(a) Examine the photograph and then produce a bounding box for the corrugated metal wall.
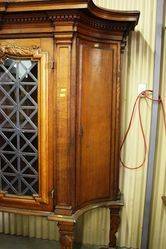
[0,213,59,240]
[0,1,165,248]
[149,13,166,249]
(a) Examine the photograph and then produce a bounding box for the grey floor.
[0,235,99,249]
[0,234,130,249]
[0,234,59,249]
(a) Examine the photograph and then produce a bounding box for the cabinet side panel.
[76,40,119,208]
[56,45,71,207]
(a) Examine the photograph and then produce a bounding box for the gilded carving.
[0,44,40,61]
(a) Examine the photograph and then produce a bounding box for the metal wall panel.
[149,17,166,249]
[1,1,165,248]
[0,213,59,241]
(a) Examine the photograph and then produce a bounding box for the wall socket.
[138,83,147,94]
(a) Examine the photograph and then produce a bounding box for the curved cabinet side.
[75,38,121,210]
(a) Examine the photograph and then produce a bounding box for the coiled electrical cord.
[120,90,166,170]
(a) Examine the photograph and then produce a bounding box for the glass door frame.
[0,43,54,211]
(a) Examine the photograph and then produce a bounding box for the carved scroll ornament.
[0,44,40,62]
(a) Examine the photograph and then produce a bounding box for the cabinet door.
[76,39,120,208]
[0,39,54,211]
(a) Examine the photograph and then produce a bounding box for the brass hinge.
[49,188,55,199]
[52,60,56,70]
[48,60,56,70]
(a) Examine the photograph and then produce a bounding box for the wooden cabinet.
[76,39,120,208]
[0,1,139,248]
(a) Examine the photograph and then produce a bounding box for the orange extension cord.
[120,90,166,170]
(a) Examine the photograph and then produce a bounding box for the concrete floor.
[0,234,130,249]
[0,234,99,249]
[0,234,59,249]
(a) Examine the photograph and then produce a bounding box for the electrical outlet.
[138,83,147,94]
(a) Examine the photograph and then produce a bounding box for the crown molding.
[0,0,140,24]
[0,0,140,52]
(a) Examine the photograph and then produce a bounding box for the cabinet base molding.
[0,197,123,249]
[0,206,51,217]
[49,197,124,249]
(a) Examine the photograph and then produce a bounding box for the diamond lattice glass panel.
[0,58,38,196]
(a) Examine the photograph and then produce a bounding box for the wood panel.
[76,39,120,208]
[55,43,72,211]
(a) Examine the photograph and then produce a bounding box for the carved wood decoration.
[0,1,140,248]
[109,206,121,247]
[58,221,75,249]
[0,44,40,61]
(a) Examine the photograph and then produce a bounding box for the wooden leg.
[109,206,121,248]
[58,221,75,249]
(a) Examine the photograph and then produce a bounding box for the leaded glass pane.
[0,58,38,196]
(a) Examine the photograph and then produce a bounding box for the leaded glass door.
[0,40,54,211]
